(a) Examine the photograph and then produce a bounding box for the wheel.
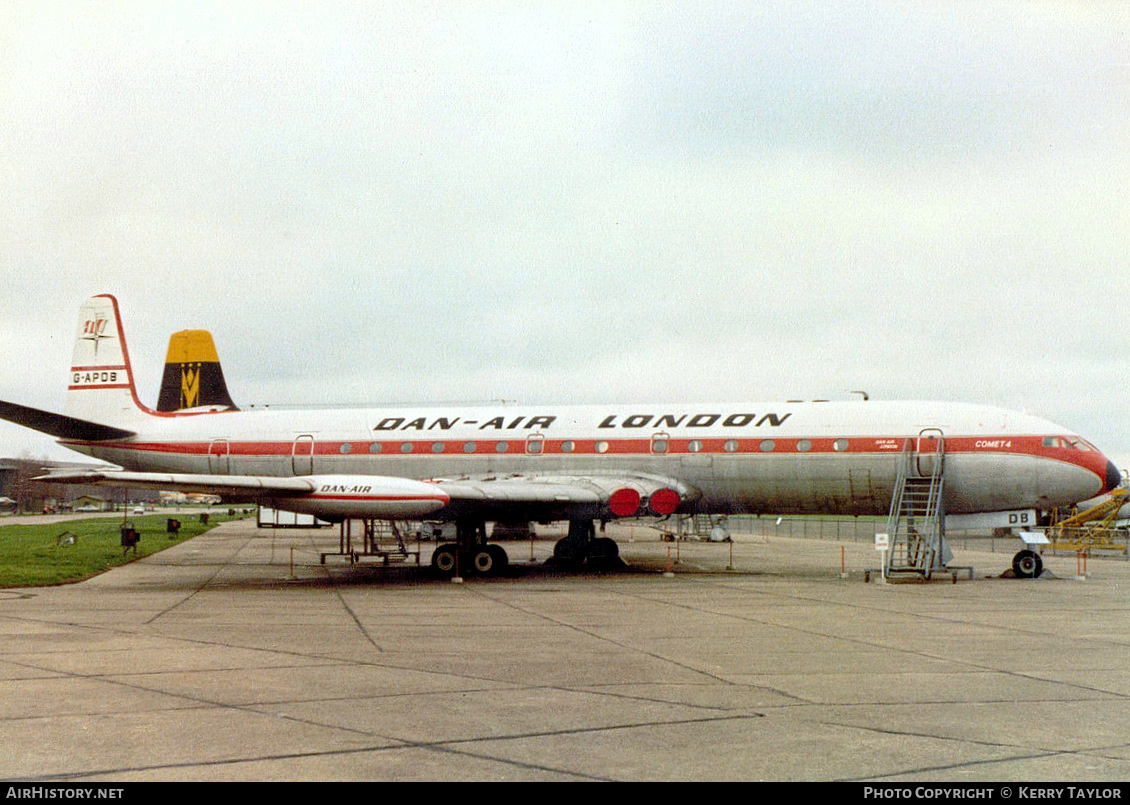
[472,548,497,575]
[431,544,459,575]
[487,544,509,572]
[552,538,585,569]
[1012,549,1043,579]
[586,537,620,569]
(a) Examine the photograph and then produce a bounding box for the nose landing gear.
[1011,549,1044,579]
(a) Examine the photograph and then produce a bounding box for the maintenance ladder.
[320,519,420,566]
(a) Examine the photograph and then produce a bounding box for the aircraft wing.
[34,470,317,497]
[34,469,697,522]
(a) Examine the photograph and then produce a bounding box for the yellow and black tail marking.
[156,330,239,412]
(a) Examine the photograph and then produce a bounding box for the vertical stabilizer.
[64,295,148,427]
[156,330,238,412]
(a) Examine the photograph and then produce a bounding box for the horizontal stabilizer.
[0,400,135,441]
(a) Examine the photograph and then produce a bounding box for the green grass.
[0,511,249,587]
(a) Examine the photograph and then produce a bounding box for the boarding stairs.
[883,435,952,580]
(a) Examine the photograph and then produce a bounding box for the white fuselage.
[59,399,1113,517]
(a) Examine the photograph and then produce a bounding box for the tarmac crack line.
[460,584,812,704]
[775,718,1130,781]
[141,530,264,625]
[0,615,643,722]
[622,574,1130,703]
[10,711,760,782]
[330,588,385,653]
[0,607,632,698]
[823,720,1061,780]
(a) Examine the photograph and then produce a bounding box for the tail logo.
[180,365,201,408]
[156,329,239,413]
[81,317,113,357]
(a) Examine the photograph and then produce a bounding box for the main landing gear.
[550,519,623,571]
[430,518,624,577]
[430,520,510,578]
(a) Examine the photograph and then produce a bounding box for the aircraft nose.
[1105,459,1123,494]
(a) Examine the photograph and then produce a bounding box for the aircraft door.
[680,438,714,486]
[915,428,945,477]
[525,432,545,455]
[208,439,230,474]
[292,435,315,476]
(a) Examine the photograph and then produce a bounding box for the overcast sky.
[2,1,1128,467]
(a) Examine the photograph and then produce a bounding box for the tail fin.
[64,294,150,426]
[156,330,238,412]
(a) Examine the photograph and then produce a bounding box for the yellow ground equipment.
[1048,488,1128,553]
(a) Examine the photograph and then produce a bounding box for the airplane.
[0,294,1120,579]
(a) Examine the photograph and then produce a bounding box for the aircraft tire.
[472,547,498,575]
[586,537,620,569]
[432,544,459,576]
[487,544,509,572]
[552,538,585,569]
[1012,549,1043,579]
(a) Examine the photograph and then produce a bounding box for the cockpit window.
[1044,436,1090,450]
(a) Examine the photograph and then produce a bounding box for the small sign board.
[875,532,890,551]
[1018,531,1050,546]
